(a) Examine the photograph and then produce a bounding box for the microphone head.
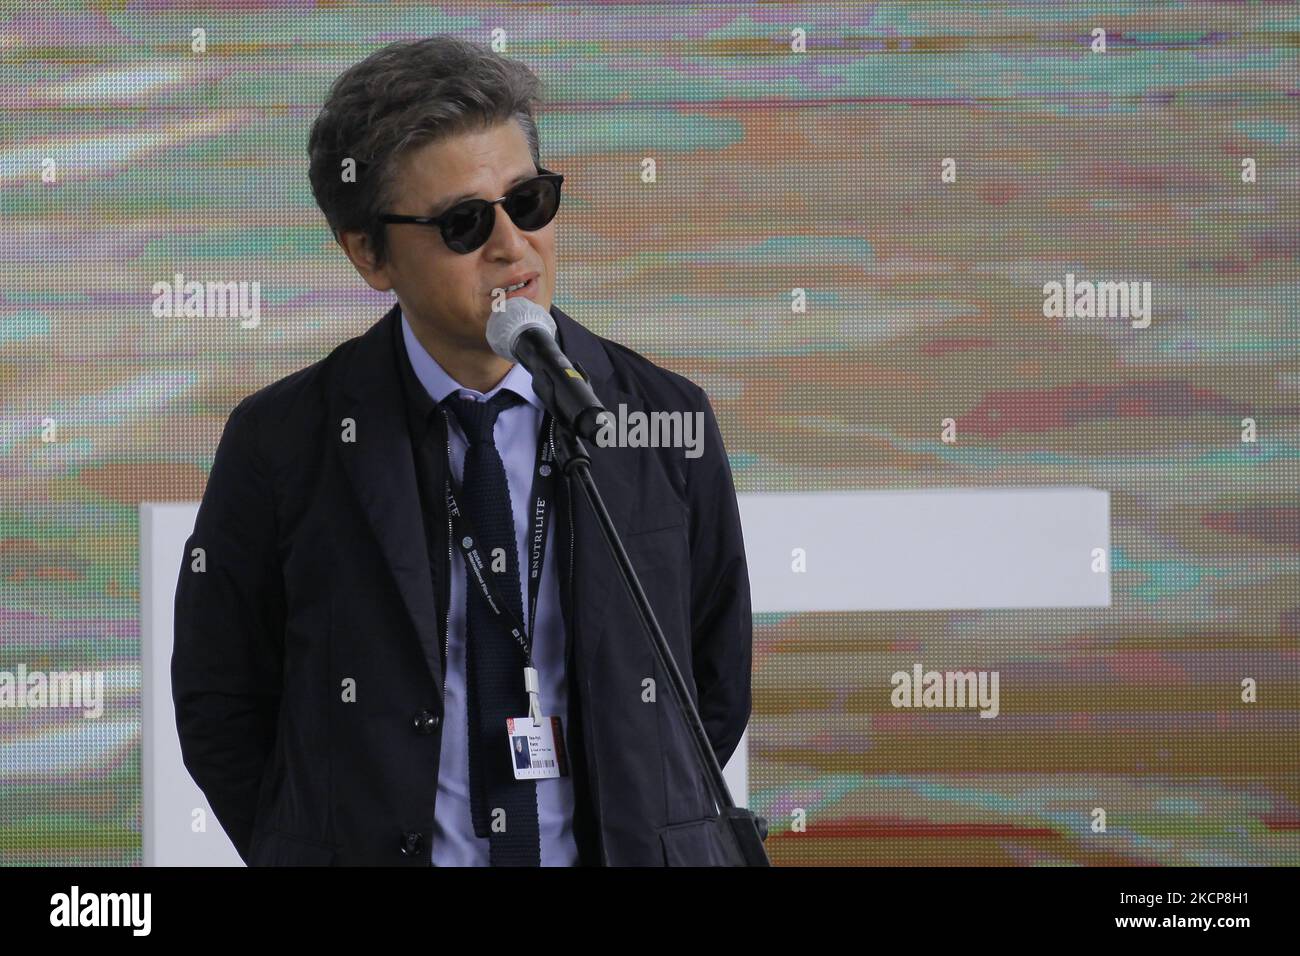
[486,298,557,361]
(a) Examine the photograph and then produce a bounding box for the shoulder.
[240,337,354,415]
[223,329,362,459]
[582,327,709,414]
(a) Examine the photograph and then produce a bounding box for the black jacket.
[171,302,753,865]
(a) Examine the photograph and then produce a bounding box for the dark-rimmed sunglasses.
[378,168,564,254]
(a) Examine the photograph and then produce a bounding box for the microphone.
[486,299,608,442]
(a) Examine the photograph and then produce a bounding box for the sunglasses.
[378,168,564,254]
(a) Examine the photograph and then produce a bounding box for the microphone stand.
[550,420,771,867]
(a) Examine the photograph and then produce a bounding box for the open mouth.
[496,276,537,299]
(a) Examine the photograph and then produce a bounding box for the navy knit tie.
[444,389,540,866]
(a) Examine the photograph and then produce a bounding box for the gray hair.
[307,36,543,267]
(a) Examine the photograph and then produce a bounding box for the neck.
[411,326,513,394]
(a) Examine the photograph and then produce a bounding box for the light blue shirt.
[400,309,579,866]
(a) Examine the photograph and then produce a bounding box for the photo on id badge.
[505,716,570,780]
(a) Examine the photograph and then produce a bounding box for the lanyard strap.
[441,408,557,668]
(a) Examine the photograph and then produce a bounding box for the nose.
[484,202,530,255]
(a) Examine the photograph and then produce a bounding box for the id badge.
[505,715,569,780]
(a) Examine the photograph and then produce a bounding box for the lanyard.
[440,406,556,714]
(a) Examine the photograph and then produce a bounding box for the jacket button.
[412,710,440,734]
[400,831,424,856]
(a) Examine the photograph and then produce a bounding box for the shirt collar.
[399,306,542,410]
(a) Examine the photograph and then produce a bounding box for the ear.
[338,228,393,292]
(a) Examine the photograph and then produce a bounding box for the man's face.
[341,119,556,354]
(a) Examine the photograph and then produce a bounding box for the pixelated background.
[1,1,1297,866]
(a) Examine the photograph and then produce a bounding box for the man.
[512,736,531,772]
[171,36,753,866]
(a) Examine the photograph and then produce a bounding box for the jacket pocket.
[656,817,735,867]
[248,827,337,866]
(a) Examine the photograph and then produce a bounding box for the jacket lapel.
[552,304,638,532]
[551,306,643,668]
[333,304,446,698]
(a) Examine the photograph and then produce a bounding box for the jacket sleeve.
[685,388,753,770]
[171,395,285,863]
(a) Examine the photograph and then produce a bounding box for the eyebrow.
[428,169,537,215]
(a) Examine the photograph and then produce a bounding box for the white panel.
[738,488,1111,612]
[140,502,241,866]
[722,727,748,808]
